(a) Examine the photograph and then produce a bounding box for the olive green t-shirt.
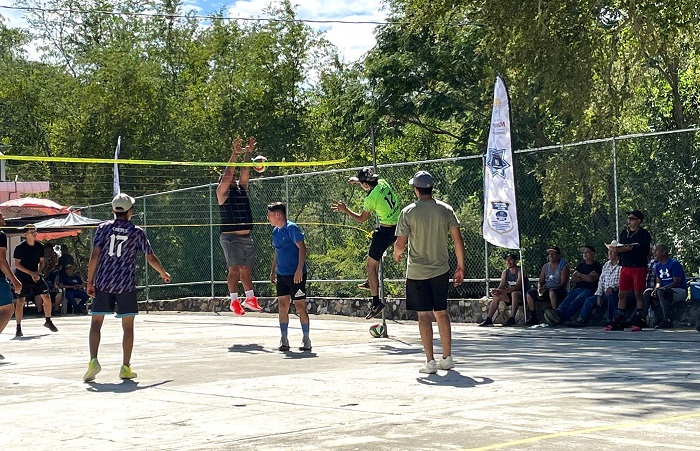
[395,198,460,280]
[363,179,400,225]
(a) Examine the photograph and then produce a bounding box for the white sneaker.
[419,360,437,374]
[438,356,455,370]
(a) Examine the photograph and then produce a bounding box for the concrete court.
[2,311,700,451]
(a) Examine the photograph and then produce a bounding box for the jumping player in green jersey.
[331,167,400,319]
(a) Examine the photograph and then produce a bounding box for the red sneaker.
[242,296,263,311]
[230,299,245,316]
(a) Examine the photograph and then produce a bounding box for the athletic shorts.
[0,278,13,306]
[18,277,49,299]
[619,266,647,292]
[276,274,307,301]
[526,287,568,304]
[368,225,397,261]
[219,233,254,267]
[406,272,450,312]
[91,290,138,317]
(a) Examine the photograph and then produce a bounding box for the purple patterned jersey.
[93,219,153,293]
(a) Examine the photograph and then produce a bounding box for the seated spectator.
[525,246,570,326]
[479,253,528,327]
[643,243,687,329]
[58,264,89,315]
[43,243,63,313]
[57,244,75,272]
[566,242,633,327]
[544,245,602,326]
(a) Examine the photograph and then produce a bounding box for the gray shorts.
[219,233,255,267]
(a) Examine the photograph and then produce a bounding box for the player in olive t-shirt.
[331,167,400,319]
[394,170,465,374]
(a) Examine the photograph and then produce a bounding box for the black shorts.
[368,225,397,261]
[91,290,138,317]
[18,277,49,299]
[276,274,307,301]
[406,272,450,312]
[527,287,568,304]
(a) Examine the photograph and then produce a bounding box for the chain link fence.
[82,128,700,301]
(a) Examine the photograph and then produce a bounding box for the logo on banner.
[487,201,514,232]
[486,148,510,178]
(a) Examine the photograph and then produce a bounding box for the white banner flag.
[113,136,121,196]
[483,75,520,249]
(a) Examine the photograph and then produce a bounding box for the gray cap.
[409,170,434,188]
[112,193,135,212]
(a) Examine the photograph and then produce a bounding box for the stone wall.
[139,296,700,326]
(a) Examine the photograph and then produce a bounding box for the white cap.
[112,193,135,212]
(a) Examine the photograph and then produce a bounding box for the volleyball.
[252,155,268,173]
[369,323,385,338]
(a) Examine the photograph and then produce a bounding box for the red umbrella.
[0,197,71,219]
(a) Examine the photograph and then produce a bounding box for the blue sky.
[0,0,387,63]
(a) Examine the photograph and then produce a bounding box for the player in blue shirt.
[267,202,311,352]
[83,193,171,382]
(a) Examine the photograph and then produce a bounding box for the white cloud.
[226,0,387,62]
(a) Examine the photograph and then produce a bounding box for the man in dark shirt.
[13,224,57,336]
[217,137,262,316]
[544,245,602,326]
[606,209,652,331]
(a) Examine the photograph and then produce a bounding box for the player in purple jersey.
[83,193,170,382]
[0,212,22,360]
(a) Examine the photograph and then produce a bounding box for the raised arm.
[238,137,255,189]
[216,138,243,204]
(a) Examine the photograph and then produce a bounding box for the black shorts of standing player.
[368,225,397,262]
[406,272,450,312]
[18,277,49,299]
[91,290,138,317]
[276,274,307,301]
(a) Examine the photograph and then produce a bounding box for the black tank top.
[219,184,253,233]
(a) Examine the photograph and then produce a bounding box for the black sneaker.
[357,280,371,291]
[365,302,385,320]
[655,319,673,329]
[502,317,517,327]
[543,309,560,326]
[524,316,539,326]
[44,319,58,333]
[566,318,587,328]
[15,324,23,338]
[478,317,494,327]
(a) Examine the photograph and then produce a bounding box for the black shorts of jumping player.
[18,277,49,300]
[276,274,307,301]
[406,272,450,312]
[368,225,397,262]
[91,290,138,317]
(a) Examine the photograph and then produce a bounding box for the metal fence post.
[209,183,215,298]
[143,196,149,312]
[612,137,619,235]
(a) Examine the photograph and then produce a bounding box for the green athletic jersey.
[363,179,400,225]
[395,198,461,280]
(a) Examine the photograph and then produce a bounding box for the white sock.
[230,293,238,302]
[245,290,255,299]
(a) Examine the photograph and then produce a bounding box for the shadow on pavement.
[85,379,172,393]
[227,343,272,353]
[283,351,317,359]
[416,373,494,388]
[12,334,50,341]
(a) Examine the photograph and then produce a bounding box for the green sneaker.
[83,358,101,382]
[119,365,138,380]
